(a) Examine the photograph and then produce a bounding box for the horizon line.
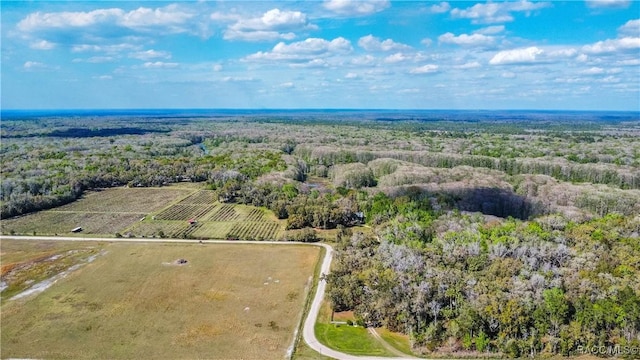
[2,108,639,113]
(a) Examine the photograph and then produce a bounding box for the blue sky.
[1,0,639,110]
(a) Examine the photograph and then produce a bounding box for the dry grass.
[56,188,194,213]
[1,212,144,236]
[1,242,320,359]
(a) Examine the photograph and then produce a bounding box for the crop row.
[125,221,201,238]
[245,209,265,222]
[2,211,143,236]
[177,190,217,205]
[173,223,203,238]
[56,188,192,213]
[155,204,217,221]
[226,222,281,240]
[207,205,241,222]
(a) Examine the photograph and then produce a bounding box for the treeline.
[327,213,640,357]
[295,146,640,189]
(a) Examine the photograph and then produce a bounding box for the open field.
[313,301,394,357]
[1,188,286,240]
[1,211,144,236]
[0,240,106,300]
[56,187,193,213]
[1,240,321,359]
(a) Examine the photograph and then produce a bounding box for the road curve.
[0,236,421,360]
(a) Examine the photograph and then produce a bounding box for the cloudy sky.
[1,0,639,110]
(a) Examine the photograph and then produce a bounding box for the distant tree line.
[295,146,640,189]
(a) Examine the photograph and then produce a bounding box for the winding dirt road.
[0,235,421,360]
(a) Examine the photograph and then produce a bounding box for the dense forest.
[1,110,639,357]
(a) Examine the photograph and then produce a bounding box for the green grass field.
[1,240,320,359]
[376,327,414,356]
[1,187,285,240]
[313,301,394,357]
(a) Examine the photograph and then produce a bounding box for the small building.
[71,227,83,233]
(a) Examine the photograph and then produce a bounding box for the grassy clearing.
[1,242,320,359]
[376,327,414,356]
[313,301,394,357]
[293,341,333,360]
[56,188,193,213]
[1,212,144,236]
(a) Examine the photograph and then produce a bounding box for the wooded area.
[1,111,638,357]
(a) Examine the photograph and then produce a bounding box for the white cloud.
[501,71,517,78]
[429,2,451,14]
[410,64,439,74]
[274,37,351,54]
[143,61,179,69]
[489,46,543,65]
[244,37,352,62]
[224,30,296,42]
[351,55,376,66]
[455,61,481,69]
[23,61,45,69]
[18,8,122,31]
[581,66,623,75]
[581,67,605,75]
[279,82,295,88]
[582,37,640,54]
[345,72,358,79]
[93,75,113,80]
[438,32,495,47]
[221,76,256,82]
[71,43,140,54]
[212,64,223,72]
[474,25,505,35]
[118,5,194,29]
[547,48,577,58]
[223,8,316,42]
[451,1,550,24]
[384,53,410,63]
[616,58,640,66]
[421,38,433,47]
[23,61,57,71]
[576,54,589,62]
[30,40,55,50]
[17,4,199,40]
[289,59,330,68]
[599,75,620,83]
[618,19,640,36]
[586,0,630,9]
[86,56,116,63]
[129,49,171,60]
[398,88,421,94]
[19,5,193,31]
[358,35,411,52]
[323,0,390,16]
[210,12,241,22]
[239,9,310,31]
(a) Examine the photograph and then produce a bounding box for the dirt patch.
[162,258,189,266]
[9,250,107,301]
[2,248,102,300]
